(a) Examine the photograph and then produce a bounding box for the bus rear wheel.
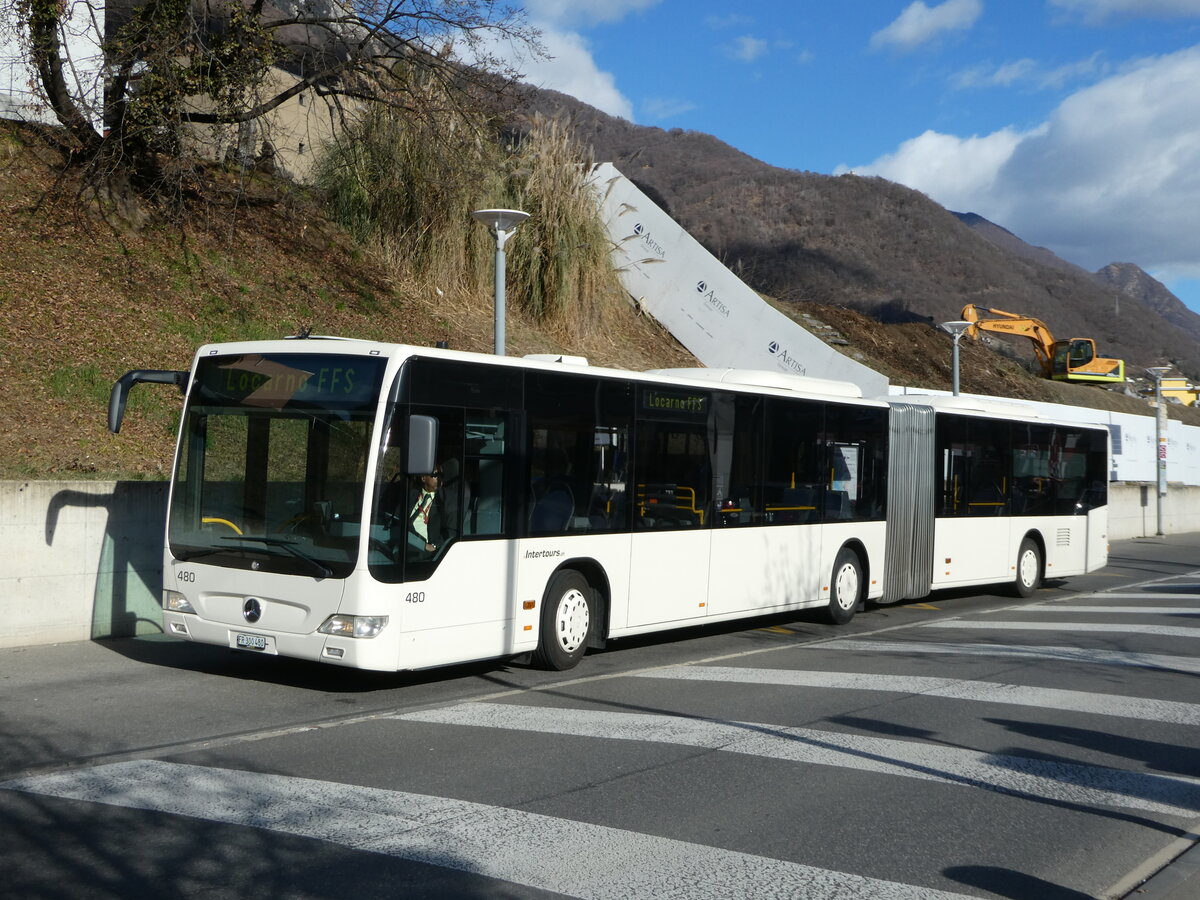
[1012,537,1042,598]
[824,548,862,625]
[532,569,593,671]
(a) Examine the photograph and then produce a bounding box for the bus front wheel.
[532,569,593,671]
[824,548,862,625]
[1013,538,1042,598]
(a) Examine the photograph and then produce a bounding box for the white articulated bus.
[109,339,1110,672]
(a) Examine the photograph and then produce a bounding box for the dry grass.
[498,116,628,343]
[314,100,635,346]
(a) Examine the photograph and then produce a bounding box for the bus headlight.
[318,615,389,639]
[163,590,196,614]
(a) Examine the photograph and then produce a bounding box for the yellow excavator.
[960,304,1125,384]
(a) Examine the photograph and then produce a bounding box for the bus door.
[369,359,524,649]
[707,393,824,616]
[626,387,712,627]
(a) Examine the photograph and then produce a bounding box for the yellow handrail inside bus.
[202,516,243,535]
[636,484,705,525]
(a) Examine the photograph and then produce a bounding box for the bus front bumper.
[162,611,399,671]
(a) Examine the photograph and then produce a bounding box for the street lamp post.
[1146,366,1171,536]
[939,320,972,396]
[471,208,530,356]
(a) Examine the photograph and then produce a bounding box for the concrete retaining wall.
[1109,482,1200,540]
[2,479,1198,651]
[1,481,167,649]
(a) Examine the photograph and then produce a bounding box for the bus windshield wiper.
[176,547,230,562]
[219,535,334,578]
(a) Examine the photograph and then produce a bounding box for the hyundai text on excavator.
[960,304,1125,384]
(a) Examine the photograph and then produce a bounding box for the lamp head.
[472,208,530,232]
[939,320,972,338]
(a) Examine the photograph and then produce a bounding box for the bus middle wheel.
[824,548,863,625]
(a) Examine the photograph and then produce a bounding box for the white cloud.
[839,127,1029,209]
[953,58,1038,88]
[705,14,755,29]
[642,97,698,121]
[1049,0,1200,23]
[847,46,1200,281]
[870,0,984,52]
[727,36,769,62]
[952,52,1105,90]
[516,27,635,119]
[524,0,662,27]
[474,4,660,121]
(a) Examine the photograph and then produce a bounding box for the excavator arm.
[960,305,1055,377]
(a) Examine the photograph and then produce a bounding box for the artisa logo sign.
[695,281,731,318]
[767,340,806,375]
[632,223,666,259]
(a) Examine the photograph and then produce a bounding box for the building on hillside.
[0,0,343,181]
[0,4,104,127]
[1160,374,1198,407]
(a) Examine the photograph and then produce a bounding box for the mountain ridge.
[518,85,1200,380]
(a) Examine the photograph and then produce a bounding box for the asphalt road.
[2,534,1199,899]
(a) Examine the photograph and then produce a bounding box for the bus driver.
[407,467,444,556]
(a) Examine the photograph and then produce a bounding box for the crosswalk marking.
[632,666,1200,725]
[925,621,1200,638]
[2,760,973,900]
[394,703,1200,817]
[817,639,1200,674]
[1022,606,1200,616]
[1070,592,1200,600]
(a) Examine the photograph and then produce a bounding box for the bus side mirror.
[407,415,439,475]
[108,370,188,433]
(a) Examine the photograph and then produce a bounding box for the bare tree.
[7,0,539,196]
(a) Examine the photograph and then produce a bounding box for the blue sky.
[500,0,1200,314]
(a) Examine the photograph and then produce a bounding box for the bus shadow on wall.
[45,482,168,641]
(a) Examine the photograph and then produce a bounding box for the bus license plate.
[235,633,268,651]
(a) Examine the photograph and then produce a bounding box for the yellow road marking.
[909,603,939,609]
[761,626,796,634]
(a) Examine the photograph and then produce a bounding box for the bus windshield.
[168,352,386,578]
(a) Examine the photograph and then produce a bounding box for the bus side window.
[715,393,762,527]
[467,414,507,536]
[762,397,822,525]
[633,425,709,529]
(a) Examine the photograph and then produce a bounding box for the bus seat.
[531,483,574,533]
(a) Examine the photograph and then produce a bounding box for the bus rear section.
[880,398,1109,605]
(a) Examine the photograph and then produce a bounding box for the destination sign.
[194,353,385,410]
[640,387,708,419]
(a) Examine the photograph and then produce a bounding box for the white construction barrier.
[590,163,888,396]
[890,386,1200,486]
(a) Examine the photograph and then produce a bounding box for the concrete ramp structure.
[589,162,889,396]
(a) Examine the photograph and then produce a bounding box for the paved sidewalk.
[1124,838,1200,899]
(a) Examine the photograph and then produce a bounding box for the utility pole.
[940,320,972,396]
[1146,367,1171,536]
